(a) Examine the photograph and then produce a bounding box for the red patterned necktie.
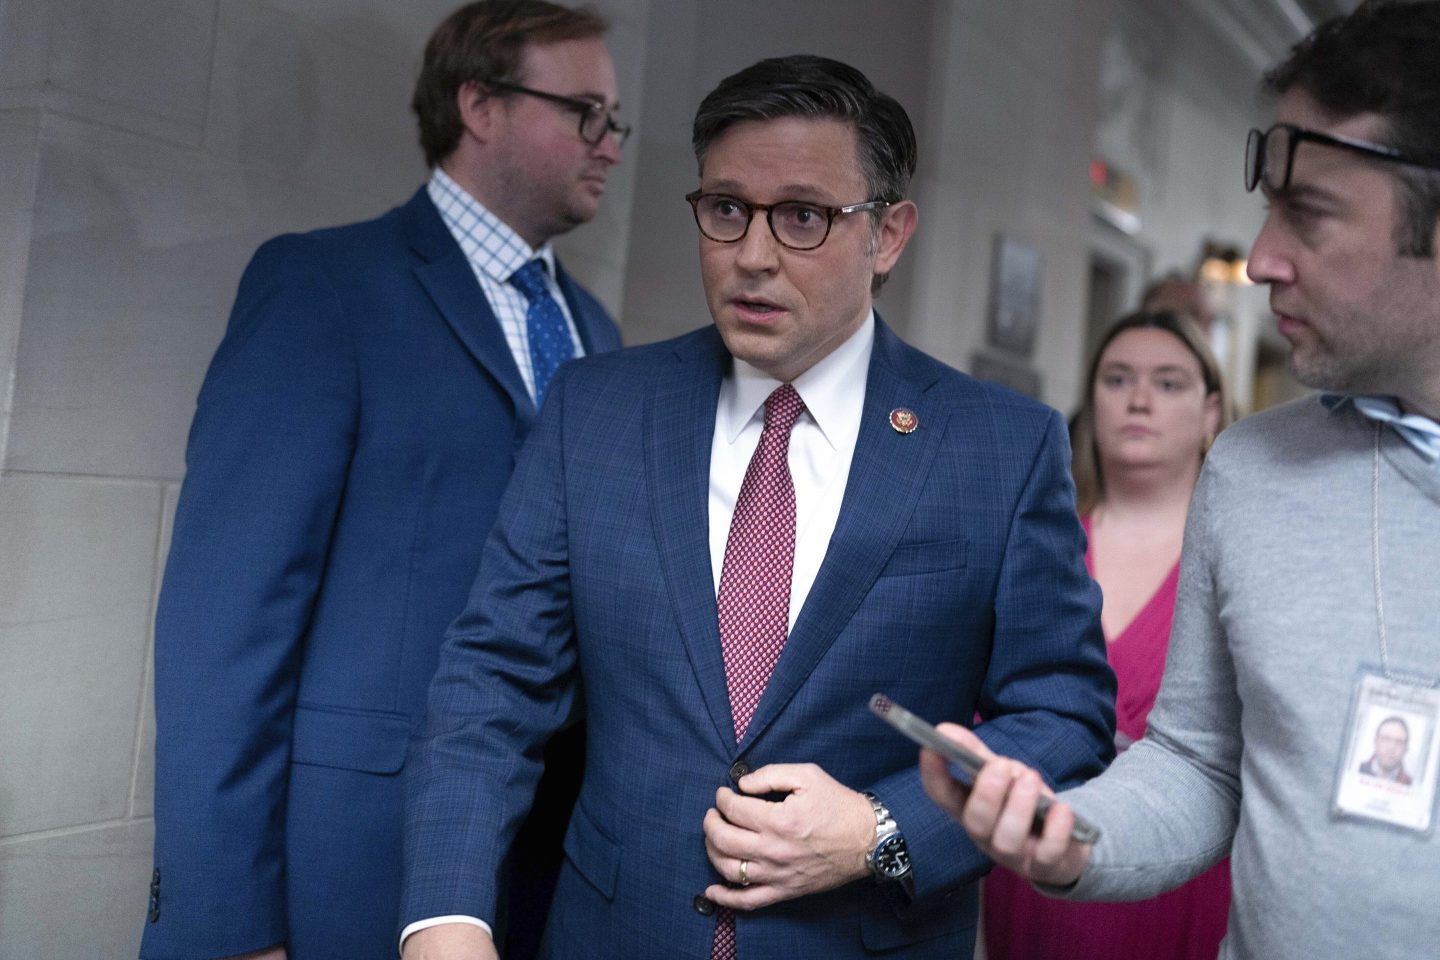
[711,383,805,960]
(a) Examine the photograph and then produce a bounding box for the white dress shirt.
[709,314,874,622]
[400,314,876,953]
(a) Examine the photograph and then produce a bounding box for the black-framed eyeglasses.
[684,191,891,251]
[1245,122,1440,193]
[481,78,630,146]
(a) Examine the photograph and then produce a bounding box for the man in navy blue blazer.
[141,4,626,959]
[401,56,1115,960]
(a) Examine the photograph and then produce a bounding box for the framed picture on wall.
[986,233,1043,357]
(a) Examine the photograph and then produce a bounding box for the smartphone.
[869,692,1101,845]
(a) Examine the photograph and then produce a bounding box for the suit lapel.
[556,266,621,355]
[402,189,535,424]
[740,320,950,749]
[646,329,736,748]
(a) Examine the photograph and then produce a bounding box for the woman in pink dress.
[983,311,1233,960]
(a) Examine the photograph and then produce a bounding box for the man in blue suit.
[401,55,1114,960]
[142,4,625,959]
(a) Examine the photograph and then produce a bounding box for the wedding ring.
[739,859,750,887]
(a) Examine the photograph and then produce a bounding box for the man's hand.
[701,762,876,910]
[918,722,1091,887]
[401,922,499,960]
[224,948,286,960]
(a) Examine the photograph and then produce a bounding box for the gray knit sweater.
[1060,395,1440,959]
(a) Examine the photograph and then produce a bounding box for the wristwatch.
[861,791,913,893]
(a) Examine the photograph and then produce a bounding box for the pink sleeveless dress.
[981,517,1231,960]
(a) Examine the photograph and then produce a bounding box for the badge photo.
[1332,672,1440,835]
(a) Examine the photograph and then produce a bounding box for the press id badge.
[1332,670,1440,835]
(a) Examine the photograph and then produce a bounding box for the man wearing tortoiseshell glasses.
[926,3,1440,959]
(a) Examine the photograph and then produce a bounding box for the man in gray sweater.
[922,4,1440,958]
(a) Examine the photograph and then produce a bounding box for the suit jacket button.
[693,894,715,916]
[728,760,750,787]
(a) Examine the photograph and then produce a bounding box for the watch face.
[873,833,910,879]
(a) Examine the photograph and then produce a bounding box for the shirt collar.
[1325,393,1440,463]
[718,311,876,447]
[427,167,558,284]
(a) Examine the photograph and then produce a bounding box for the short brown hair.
[412,1,607,167]
[1070,311,1232,515]
[1263,1,1440,257]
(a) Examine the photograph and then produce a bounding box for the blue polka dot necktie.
[508,258,575,406]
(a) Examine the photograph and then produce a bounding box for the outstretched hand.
[918,722,1092,888]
